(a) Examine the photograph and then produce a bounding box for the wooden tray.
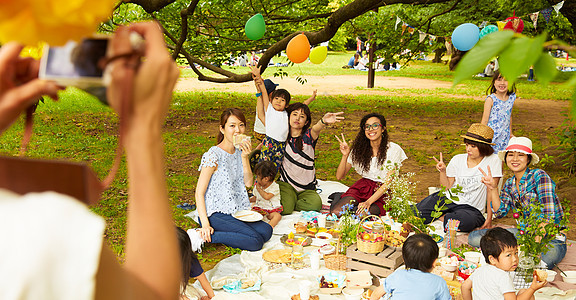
[262,249,292,263]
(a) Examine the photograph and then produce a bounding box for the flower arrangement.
[336,202,359,252]
[0,0,116,45]
[512,198,569,265]
[384,172,429,234]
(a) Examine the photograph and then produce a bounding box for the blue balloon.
[479,25,498,39]
[451,23,480,51]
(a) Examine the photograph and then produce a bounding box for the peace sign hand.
[322,112,344,125]
[335,133,350,156]
[433,152,446,173]
[479,166,498,190]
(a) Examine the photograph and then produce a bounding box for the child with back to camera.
[481,70,517,152]
[176,227,214,300]
[370,234,451,300]
[250,160,282,227]
[461,227,546,300]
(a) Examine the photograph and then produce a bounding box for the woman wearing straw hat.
[416,123,503,232]
[468,136,566,269]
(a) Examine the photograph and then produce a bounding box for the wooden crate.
[346,244,404,278]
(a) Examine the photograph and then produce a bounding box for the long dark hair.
[216,108,246,144]
[486,70,516,95]
[351,113,389,172]
[286,102,311,151]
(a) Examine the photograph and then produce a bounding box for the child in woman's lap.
[250,161,282,227]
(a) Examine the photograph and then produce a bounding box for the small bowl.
[546,270,557,282]
[463,251,482,264]
[561,271,576,284]
[441,262,457,272]
[342,287,364,300]
[315,232,333,240]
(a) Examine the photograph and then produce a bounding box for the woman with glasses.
[331,113,407,216]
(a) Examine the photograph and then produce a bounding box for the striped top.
[279,128,317,192]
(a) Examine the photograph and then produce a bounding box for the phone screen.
[43,38,108,79]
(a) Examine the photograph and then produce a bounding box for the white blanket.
[193,212,352,299]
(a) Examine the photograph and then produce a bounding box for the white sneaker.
[187,229,204,253]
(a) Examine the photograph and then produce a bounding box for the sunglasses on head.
[364,123,382,131]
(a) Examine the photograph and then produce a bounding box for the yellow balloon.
[497,21,506,31]
[309,46,327,64]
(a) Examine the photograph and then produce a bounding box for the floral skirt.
[341,178,390,216]
[259,135,286,170]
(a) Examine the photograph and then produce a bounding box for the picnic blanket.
[185,180,576,299]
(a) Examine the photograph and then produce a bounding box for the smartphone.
[39,38,109,89]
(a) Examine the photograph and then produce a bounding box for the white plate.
[233,210,263,222]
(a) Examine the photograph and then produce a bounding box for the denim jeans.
[200,212,273,251]
[468,228,567,269]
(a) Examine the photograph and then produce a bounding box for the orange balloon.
[286,34,310,64]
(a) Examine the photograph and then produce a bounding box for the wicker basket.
[323,238,347,271]
[356,215,386,254]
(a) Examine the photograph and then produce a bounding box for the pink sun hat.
[497,137,540,165]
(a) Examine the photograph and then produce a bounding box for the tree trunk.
[449,49,464,71]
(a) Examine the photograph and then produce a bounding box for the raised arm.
[433,153,454,189]
[239,139,253,187]
[250,66,269,116]
[335,133,352,180]
[303,89,317,106]
[479,166,502,212]
[97,23,181,300]
[310,112,344,140]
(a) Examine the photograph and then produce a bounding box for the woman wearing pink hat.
[468,136,566,269]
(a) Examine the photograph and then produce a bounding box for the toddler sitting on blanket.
[177,227,215,300]
[250,161,282,227]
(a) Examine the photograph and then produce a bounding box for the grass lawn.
[1,56,574,265]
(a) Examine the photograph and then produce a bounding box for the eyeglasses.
[364,123,382,131]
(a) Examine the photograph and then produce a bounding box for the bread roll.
[534,269,548,282]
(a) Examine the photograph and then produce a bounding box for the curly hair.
[350,113,389,173]
[286,102,311,151]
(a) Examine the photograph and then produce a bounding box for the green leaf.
[533,52,557,86]
[453,31,514,86]
[499,33,547,86]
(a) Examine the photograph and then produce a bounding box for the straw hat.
[460,123,495,145]
[497,137,540,165]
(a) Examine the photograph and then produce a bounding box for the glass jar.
[291,244,305,268]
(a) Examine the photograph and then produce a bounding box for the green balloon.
[245,13,266,41]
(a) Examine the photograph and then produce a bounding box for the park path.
[176,75,452,96]
[176,75,570,124]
